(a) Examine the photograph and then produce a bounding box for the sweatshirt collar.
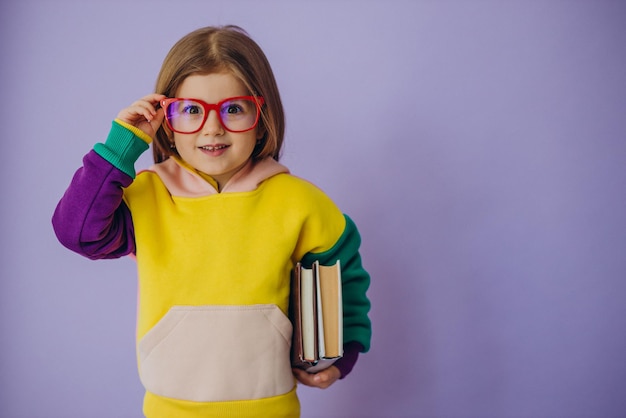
[150,156,289,197]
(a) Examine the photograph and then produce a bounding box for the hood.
[149,156,290,197]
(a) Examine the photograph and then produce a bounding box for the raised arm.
[52,94,165,259]
[52,149,138,259]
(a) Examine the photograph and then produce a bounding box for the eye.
[226,103,244,114]
[221,99,254,119]
[182,104,202,115]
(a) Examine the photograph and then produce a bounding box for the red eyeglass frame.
[160,96,265,134]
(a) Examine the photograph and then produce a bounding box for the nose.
[201,109,225,136]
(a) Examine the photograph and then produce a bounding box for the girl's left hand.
[292,366,341,389]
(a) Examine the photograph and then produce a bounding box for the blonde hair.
[153,25,285,163]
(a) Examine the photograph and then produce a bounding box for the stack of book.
[290,260,343,373]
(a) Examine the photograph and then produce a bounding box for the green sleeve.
[301,215,372,352]
[93,120,150,178]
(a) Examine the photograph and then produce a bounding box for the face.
[170,72,263,188]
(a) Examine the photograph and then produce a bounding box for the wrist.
[93,120,150,178]
[333,341,364,379]
[114,118,153,144]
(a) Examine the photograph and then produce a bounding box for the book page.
[300,266,317,361]
[318,260,342,358]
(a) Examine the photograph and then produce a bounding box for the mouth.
[199,144,229,152]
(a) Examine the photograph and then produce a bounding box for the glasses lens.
[219,98,259,132]
[165,99,205,133]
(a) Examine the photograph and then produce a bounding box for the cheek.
[243,133,260,152]
[173,132,192,143]
[172,134,196,154]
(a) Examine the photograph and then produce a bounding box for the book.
[290,260,343,373]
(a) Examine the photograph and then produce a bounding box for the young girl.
[52,25,371,418]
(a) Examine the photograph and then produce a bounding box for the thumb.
[149,108,165,133]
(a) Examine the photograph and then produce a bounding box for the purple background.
[1,1,625,417]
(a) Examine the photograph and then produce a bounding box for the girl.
[52,25,371,418]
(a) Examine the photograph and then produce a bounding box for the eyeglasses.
[160,96,265,134]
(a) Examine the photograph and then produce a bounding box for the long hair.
[153,25,285,163]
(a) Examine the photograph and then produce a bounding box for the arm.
[296,215,372,385]
[302,215,372,355]
[52,148,138,259]
[52,94,165,259]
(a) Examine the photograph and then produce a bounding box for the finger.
[142,94,167,115]
[292,368,338,389]
[292,368,315,386]
[130,101,158,119]
[119,102,157,124]
[136,93,167,107]
[312,369,337,389]
[117,109,147,125]
[149,108,165,131]
[127,94,167,118]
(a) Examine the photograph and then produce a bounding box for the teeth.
[201,145,228,151]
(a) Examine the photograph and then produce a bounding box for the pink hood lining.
[147,157,290,198]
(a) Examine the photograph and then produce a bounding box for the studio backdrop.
[1,1,625,417]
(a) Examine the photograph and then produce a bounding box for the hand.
[292,366,341,389]
[117,93,166,139]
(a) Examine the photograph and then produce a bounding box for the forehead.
[176,72,249,101]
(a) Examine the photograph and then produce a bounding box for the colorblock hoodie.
[52,120,371,418]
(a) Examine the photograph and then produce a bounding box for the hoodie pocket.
[138,304,294,402]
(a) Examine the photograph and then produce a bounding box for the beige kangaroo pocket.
[138,304,294,402]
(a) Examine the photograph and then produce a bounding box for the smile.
[200,145,229,151]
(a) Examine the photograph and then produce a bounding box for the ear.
[256,125,267,141]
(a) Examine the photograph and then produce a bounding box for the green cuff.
[94,121,150,178]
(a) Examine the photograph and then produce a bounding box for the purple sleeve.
[334,341,364,379]
[52,150,136,259]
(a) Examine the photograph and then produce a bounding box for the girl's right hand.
[117,93,166,139]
